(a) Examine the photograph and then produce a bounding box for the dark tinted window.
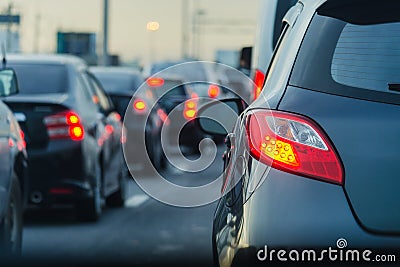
[93,72,143,93]
[162,85,186,98]
[331,23,400,92]
[151,80,187,98]
[290,4,400,105]
[10,64,68,94]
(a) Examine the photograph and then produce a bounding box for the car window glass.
[87,74,112,112]
[81,72,111,112]
[9,64,68,94]
[77,75,93,102]
[93,72,143,93]
[290,11,400,105]
[331,22,400,92]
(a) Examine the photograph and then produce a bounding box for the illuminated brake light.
[133,99,146,112]
[67,113,80,124]
[147,77,165,87]
[191,92,199,99]
[114,113,121,122]
[185,100,196,109]
[184,109,196,120]
[208,85,220,98]
[246,110,343,184]
[8,138,14,148]
[253,69,265,100]
[44,110,84,141]
[70,126,84,140]
[19,130,26,149]
[183,99,197,121]
[105,124,114,135]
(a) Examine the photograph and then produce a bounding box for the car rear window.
[10,63,68,94]
[289,2,400,105]
[93,72,143,93]
[151,80,187,99]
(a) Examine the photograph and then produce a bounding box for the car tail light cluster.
[133,99,147,113]
[44,110,84,141]
[183,99,198,121]
[147,77,164,87]
[253,69,265,100]
[246,110,343,184]
[208,84,220,98]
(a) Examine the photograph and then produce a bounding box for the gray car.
[198,0,400,266]
[0,68,27,256]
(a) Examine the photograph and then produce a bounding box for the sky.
[0,0,260,66]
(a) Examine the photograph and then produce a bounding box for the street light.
[146,21,160,32]
[146,21,159,64]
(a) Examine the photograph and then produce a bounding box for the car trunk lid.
[279,86,400,233]
[3,94,70,149]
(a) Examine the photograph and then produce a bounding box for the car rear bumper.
[27,140,94,206]
[216,167,400,266]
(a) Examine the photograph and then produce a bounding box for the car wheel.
[106,168,127,207]
[0,176,23,256]
[76,164,102,222]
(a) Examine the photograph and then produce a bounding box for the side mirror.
[196,98,245,136]
[0,68,19,97]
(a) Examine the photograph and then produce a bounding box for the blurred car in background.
[147,60,237,101]
[145,75,203,154]
[3,54,125,222]
[248,0,297,100]
[0,68,27,256]
[91,66,167,171]
[89,66,143,118]
[198,0,400,266]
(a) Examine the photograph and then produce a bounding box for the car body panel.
[212,0,400,266]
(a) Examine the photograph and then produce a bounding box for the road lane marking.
[126,194,150,208]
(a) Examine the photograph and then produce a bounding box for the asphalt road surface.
[12,147,225,267]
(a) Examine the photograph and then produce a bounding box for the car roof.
[6,54,87,68]
[89,66,142,76]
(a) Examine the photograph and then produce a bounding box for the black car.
[4,54,125,221]
[0,68,27,256]
[144,75,204,155]
[89,67,144,118]
[198,0,400,266]
[90,66,167,171]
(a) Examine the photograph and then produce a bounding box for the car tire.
[0,176,23,256]
[106,169,126,208]
[76,164,102,222]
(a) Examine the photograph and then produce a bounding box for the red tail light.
[191,92,199,99]
[253,69,265,100]
[105,124,114,135]
[133,99,147,112]
[44,110,84,141]
[19,130,26,149]
[246,110,343,184]
[147,77,165,87]
[114,113,121,122]
[208,85,220,98]
[183,99,197,121]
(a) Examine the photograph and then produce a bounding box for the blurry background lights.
[146,21,160,31]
